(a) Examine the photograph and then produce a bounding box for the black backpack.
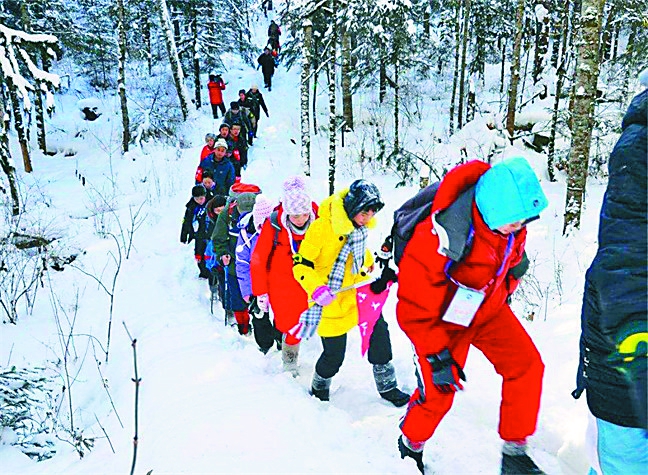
[387,182,475,267]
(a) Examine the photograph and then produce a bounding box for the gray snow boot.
[310,371,332,401]
[501,441,545,474]
[374,363,411,407]
[281,335,300,377]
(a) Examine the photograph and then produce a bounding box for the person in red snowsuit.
[207,74,226,119]
[396,157,549,475]
[250,176,318,374]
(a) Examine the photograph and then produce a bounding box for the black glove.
[426,349,466,393]
[248,296,261,316]
[374,235,393,269]
[180,235,187,244]
[370,266,398,294]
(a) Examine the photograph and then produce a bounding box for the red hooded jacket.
[396,161,527,356]
[251,204,318,334]
[208,79,226,105]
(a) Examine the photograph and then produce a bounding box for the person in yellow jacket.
[290,179,410,406]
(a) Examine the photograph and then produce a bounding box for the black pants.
[211,102,226,119]
[263,71,273,89]
[315,315,393,379]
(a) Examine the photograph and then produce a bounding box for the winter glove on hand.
[180,235,188,244]
[426,349,466,393]
[370,266,398,294]
[256,294,269,313]
[374,236,393,269]
[248,297,262,317]
[187,235,194,244]
[312,285,336,306]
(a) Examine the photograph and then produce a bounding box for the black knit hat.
[202,170,214,180]
[230,101,239,110]
[192,185,207,198]
[343,179,384,219]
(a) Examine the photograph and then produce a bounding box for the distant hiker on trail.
[251,176,319,375]
[237,89,257,146]
[224,101,253,146]
[195,138,235,194]
[246,85,269,138]
[235,195,276,354]
[180,184,212,279]
[267,20,281,51]
[290,179,410,407]
[395,157,549,474]
[201,133,218,161]
[258,47,276,91]
[218,123,230,141]
[226,123,248,179]
[573,88,647,475]
[207,74,226,119]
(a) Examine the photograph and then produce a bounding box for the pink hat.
[252,195,274,230]
[282,176,311,215]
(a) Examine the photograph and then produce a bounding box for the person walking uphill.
[251,176,319,375]
[207,74,226,119]
[395,157,548,474]
[258,47,276,91]
[291,180,410,407]
[573,88,647,475]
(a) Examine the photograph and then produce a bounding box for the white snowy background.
[1,7,644,475]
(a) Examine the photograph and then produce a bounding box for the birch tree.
[300,18,313,176]
[564,0,606,233]
[328,0,338,195]
[117,0,130,153]
[157,0,191,120]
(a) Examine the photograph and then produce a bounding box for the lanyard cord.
[444,230,515,293]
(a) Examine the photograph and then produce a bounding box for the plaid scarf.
[297,226,368,337]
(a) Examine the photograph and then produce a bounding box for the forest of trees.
[0,0,645,227]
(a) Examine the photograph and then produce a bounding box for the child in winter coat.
[218,123,230,141]
[291,179,410,407]
[235,195,275,353]
[207,74,226,119]
[395,157,548,475]
[201,133,218,160]
[205,195,228,305]
[251,176,318,374]
[212,191,257,334]
[226,124,248,179]
[180,185,211,279]
[237,89,257,145]
[223,102,253,144]
[195,139,235,194]
[245,85,269,138]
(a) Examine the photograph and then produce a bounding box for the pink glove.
[257,294,269,313]
[312,286,336,306]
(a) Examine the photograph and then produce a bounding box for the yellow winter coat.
[293,188,375,337]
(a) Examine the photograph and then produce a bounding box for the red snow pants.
[400,305,544,444]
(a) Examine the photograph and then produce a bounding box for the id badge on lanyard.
[441,232,514,327]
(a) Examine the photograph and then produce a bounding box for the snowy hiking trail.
[1,8,597,475]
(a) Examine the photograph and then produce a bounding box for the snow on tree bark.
[328,0,337,196]
[449,0,462,135]
[0,91,19,215]
[118,0,130,153]
[301,18,312,177]
[157,0,191,120]
[532,1,550,84]
[341,25,353,131]
[457,0,471,130]
[505,0,526,138]
[564,0,606,233]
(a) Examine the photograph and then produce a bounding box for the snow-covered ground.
[1,9,643,475]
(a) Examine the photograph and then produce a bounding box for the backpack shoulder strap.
[266,210,281,271]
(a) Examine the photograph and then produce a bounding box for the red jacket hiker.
[208,77,226,105]
[396,159,547,468]
[250,203,318,344]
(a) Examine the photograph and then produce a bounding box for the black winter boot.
[310,371,331,401]
[398,435,424,474]
[373,363,410,407]
[501,441,545,474]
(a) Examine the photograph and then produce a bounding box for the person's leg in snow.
[368,315,410,407]
[310,334,346,401]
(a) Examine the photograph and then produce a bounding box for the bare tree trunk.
[505,0,526,138]
[550,0,562,68]
[191,14,201,109]
[328,0,337,196]
[547,55,568,181]
[563,0,605,233]
[457,0,471,129]
[467,76,476,123]
[532,0,550,84]
[500,37,507,94]
[0,92,19,215]
[34,82,46,154]
[143,14,153,75]
[341,26,353,130]
[449,0,462,135]
[118,0,130,153]
[301,19,313,176]
[157,0,191,120]
[379,43,386,104]
[598,3,616,62]
[393,48,400,156]
[312,58,318,132]
[610,19,619,61]
[6,81,31,173]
